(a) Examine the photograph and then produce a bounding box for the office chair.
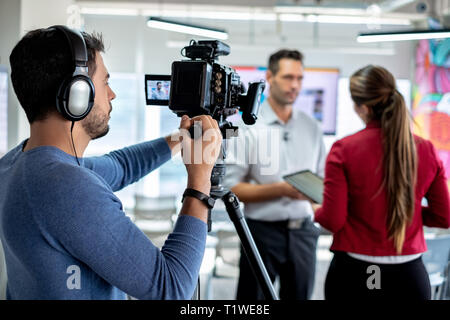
[422,234,450,300]
[133,194,177,248]
[202,204,241,299]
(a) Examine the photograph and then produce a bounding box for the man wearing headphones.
[0,26,222,299]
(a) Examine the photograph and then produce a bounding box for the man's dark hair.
[268,49,304,75]
[9,28,104,123]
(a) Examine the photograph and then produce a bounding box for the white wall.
[0,0,77,150]
[20,0,75,32]
[0,0,21,151]
[82,15,414,78]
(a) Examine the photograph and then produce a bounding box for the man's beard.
[81,104,110,140]
[270,83,299,106]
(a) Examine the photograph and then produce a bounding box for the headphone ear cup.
[56,77,72,121]
[57,76,95,121]
[86,77,95,111]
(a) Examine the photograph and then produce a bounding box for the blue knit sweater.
[0,138,207,300]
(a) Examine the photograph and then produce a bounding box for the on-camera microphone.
[283,132,290,142]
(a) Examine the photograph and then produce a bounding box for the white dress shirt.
[224,100,326,221]
[151,89,168,100]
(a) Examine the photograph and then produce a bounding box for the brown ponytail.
[350,65,417,254]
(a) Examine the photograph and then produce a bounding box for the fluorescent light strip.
[80,7,410,25]
[142,9,277,21]
[80,7,139,16]
[307,14,410,25]
[147,18,228,40]
[357,30,450,42]
[275,6,369,16]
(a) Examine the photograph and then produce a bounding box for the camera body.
[146,40,265,125]
[170,59,242,119]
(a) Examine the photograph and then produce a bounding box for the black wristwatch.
[182,188,215,209]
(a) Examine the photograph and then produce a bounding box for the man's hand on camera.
[179,115,222,195]
[176,115,221,223]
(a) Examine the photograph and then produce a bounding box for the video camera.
[145,40,265,126]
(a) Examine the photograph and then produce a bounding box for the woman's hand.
[279,182,323,213]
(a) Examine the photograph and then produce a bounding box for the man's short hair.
[9,28,105,123]
[268,49,304,75]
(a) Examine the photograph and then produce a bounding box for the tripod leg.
[222,191,279,300]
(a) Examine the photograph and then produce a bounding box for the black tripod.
[194,121,278,300]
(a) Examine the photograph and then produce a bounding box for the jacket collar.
[366,119,381,128]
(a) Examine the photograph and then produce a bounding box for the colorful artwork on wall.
[412,38,450,188]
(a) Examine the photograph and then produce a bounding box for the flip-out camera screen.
[145,74,171,106]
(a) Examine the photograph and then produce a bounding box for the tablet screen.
[283,170,324,204]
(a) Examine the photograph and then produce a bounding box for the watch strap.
[182,188,215,209]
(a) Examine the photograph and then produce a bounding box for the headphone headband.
[50,25,88,68]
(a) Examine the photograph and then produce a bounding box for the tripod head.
[209,120,240,200]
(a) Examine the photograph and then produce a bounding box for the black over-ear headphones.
[51,25,95,121]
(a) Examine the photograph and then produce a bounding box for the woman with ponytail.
[312,65,450,300]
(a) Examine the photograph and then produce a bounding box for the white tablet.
[283,170,324,204]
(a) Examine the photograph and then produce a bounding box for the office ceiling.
[76,0,450,26]
[76,0,435,9]
[75,0,446,12]
[75,0,449,52]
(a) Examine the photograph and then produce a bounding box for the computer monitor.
[233,66,339,135]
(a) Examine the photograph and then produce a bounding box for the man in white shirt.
[151,82,168,100]
[225,49,326,299]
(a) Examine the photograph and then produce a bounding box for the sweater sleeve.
[422,142,450,228]
[32,166,207,300]
[314,140,349,233]
[82,138,172,192]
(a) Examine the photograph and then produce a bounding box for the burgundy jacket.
[315,120,450,256]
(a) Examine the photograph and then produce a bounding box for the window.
[0,66,8,155]
[84,73,142,208]
[84,73,187,208]
[158,108,187,196]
